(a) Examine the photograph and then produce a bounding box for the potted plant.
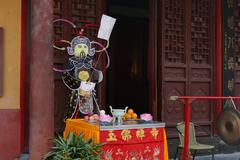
[43,132,103,160]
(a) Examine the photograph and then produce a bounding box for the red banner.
[100,128,164,160]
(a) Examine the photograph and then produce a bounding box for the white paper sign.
[80,82,96,92]
[97,14,116,40]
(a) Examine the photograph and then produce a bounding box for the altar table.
[64,119,169,160]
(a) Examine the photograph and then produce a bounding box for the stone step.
[17,154,29,160]
[195,152,240,160]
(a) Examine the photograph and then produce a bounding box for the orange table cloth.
[64,119,169,160]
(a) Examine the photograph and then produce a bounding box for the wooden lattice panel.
[162,0,215,137]
[163,0,185,63]
[72,0,98,38]
[191,0,210,64]
[53,0,63,41]
[190,0,213,124]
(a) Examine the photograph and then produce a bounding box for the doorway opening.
[106,0,150,115]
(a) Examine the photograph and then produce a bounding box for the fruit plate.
[138,119,154,124]
[123,119,139,125]
[125,118,139,121]
[100,121,113,126]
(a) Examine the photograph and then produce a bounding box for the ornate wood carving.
[191,69,210,80]
[0,28,3,97]
[163,0,185,64]
[161,0,215,137]
[165,68,185,79]
[161,0,186,130]
[53,0,63,40]
[72,0,98,38]
[191,0,211,64]
[165,85,184,122]
[190,0,213,127]
[190,84,211,121]
[161,0,186,129]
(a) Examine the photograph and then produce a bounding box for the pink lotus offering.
[140,113,153,121]
[99,114,113,123]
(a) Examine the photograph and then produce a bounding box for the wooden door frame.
[96,0,108,110]
[148,0,159,120]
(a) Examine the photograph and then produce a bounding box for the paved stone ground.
[19,152,240,160]
[170,152,240,160]
[168,136,240,160]
[195,152,240,160]
[18,154,29,160]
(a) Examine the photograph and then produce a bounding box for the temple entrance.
[52,0,216,137]
[106,0,150,114]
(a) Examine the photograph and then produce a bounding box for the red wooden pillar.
[216,0,222,117]
[29,0,54,159]
[20,0,26,152]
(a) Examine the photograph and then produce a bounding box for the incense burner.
[109,106,128,125]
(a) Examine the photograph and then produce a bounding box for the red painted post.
[29,0,54,159]
[176,96,240,100]
[216,0,222,117]
[20,0,26,152]
[183,98,190,160]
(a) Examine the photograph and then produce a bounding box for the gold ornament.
[115,148,123,156]
[136,129,145,140]
[106,130,117,142]
[151,128,159,140]
[121,129,132,142]
[79,89,91,97]
[78,71,90,81]
[153,146,161,158]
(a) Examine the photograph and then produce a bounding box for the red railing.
[170,96,240,160]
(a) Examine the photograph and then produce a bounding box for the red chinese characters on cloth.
[100,128,164,160]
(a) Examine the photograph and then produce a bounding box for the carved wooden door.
[159,0,215,137]
[53,0,106,132]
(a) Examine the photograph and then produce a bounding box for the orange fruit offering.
[132,113,138,119]
[127,108,134,115]
[124,113,132,120]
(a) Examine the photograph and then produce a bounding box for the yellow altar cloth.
[64,119,100,144]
